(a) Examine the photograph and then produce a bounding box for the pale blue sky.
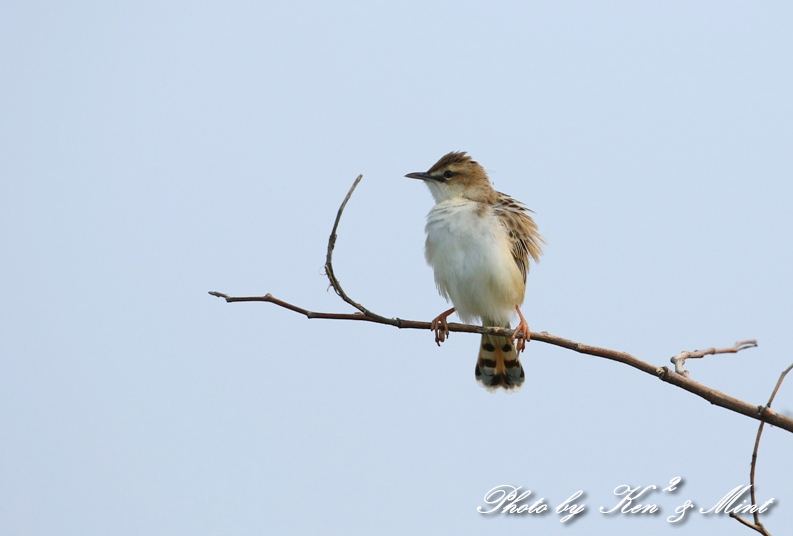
[2,1,792,534]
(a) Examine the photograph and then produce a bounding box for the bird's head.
[405,151,495,204]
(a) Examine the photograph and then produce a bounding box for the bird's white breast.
[424,199,524,326]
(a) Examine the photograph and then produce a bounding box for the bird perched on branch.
[406,151,544,391]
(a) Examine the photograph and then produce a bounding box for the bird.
[406,151,544,391]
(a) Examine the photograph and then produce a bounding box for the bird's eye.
[443,170,454,179]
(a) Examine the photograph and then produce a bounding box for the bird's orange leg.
[513,305,531,353]
[430,307,455,346]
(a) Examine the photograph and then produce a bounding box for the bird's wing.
[494,193,544,282]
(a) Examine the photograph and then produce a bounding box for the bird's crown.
[406,151,495,203]
[427,151,476,173]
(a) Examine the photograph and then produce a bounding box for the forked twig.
[671,340,758,376]
[729,363,793,535]
[323,175,385,318]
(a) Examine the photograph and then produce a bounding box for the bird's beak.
[405,171,437,181]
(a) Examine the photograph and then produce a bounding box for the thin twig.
[730,514,769,535]
[323,175,395,324]
[671,340,758,376]
[208,292,369,320]
[729,363,793,535]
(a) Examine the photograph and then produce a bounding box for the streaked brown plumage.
[406,151,544,391]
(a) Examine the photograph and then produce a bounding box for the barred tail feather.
[475,333,525,392]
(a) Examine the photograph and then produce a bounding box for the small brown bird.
[406,152,544,391]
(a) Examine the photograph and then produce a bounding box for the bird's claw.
[512,319,531,353]
[430,310,453,346]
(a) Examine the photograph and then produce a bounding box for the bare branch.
[729,513,770,535]
[209,290,793,434]
[209,173,793,435]
[730,362,793,535]
[671,340,758,376]
[322,174,396,324]
[208,292,369,321]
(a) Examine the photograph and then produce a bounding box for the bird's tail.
[475,331,524,392]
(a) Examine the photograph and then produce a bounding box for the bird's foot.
[430,307,455,346]
[513,307,531,353]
